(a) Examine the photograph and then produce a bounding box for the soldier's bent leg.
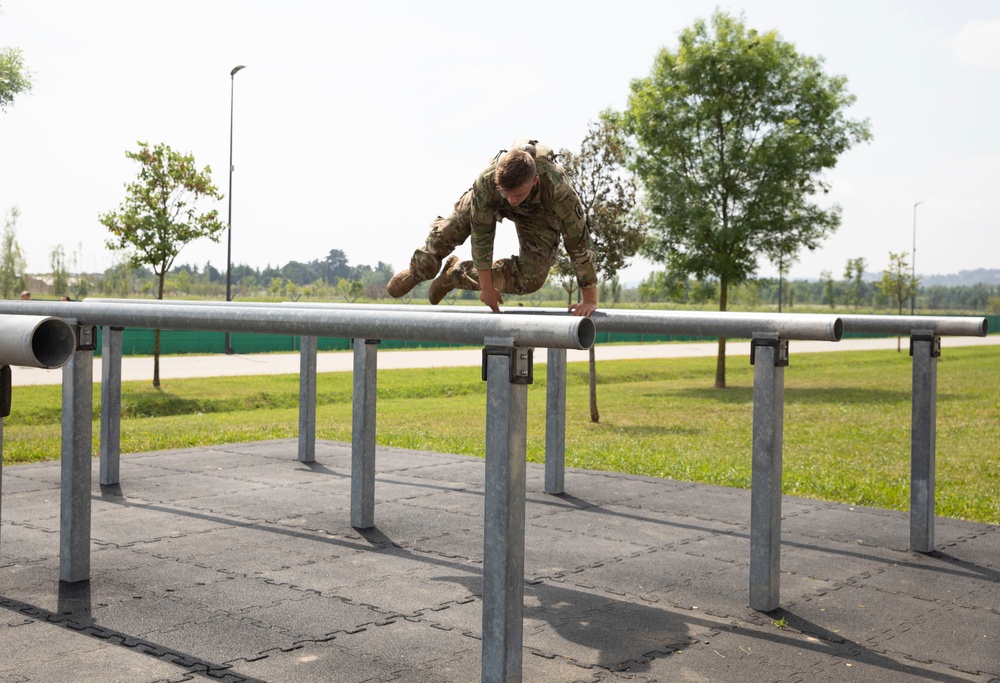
[445,258,545,296]
[409,190,473,280]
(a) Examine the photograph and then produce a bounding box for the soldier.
[386,140,598,317]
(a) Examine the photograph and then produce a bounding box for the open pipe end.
[832,318,844,342]
[578,317,596,349]
[31,318,77,368]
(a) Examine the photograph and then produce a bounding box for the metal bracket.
[481,346,534,385]
[909,333,941,358]
[750,337,789,367]
[75,325,97,352]
[0,365,10,418]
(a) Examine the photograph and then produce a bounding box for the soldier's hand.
[568,301,597,317]
[480,286,503,313]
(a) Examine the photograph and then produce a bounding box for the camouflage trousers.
[408,190,560,295]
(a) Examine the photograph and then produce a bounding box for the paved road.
[11,335,999,386]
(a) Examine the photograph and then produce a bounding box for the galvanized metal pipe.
[910,332,938,552]
[86,298,988,339]
[4,301,594,350]
[99,327,123,486]
[0,314,76,368]
[839,314,987,337]
[749,335,786,612]
[278,302,846,342]
[481,337,528,683]
[61,343,93,583]
[298,336,317,463]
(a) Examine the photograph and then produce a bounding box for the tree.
[879,251,918,352]
[821,269,835,308]
[100,142,225,387]
[844,257,867,309]
[0,207,27,298]
[50,245,70,297]
[619,10,871,387]
[556,116,646,423]
[0,44,32,112]
[879,251,919,315]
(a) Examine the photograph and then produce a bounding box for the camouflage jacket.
[468,143,598,289]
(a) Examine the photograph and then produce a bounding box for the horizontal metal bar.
[0,301,595,350]
[837,314,987,337]
[282,303,844,342]
[84,299,990,340]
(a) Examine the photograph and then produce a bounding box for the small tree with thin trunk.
[0,207,27,299]
[556,115,645,422]
[100,141,225,387]
[878,251,919,352]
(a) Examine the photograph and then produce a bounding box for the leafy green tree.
[50,245,69,297]
[100,141,225,387]
[556,116,646,422]
[821,270,835,308]
[844,257,867,309]
[879,251,918,315]
[336,278,364,303]
[619,10,871,387]
[0,44,32,112]
[879,251,918,351]
[0,207,27,298]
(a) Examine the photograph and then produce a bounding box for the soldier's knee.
[508,271,547,295]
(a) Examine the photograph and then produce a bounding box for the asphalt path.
[11,334,998,386]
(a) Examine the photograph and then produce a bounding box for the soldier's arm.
[553,182,599,294]
[470,172,499,271]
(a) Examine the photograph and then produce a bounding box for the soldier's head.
[496,149,538,207]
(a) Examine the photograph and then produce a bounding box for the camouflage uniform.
[406,141,598,295]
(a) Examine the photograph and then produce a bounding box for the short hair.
[495,149,537,191]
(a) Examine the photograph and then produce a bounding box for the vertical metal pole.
[298,336,317,463]
[225,64,246,355]
[0,416,4,553]
[61,328,95,583]
[909,332,939,552]
[544,347,566,495]
[481,339,529,683]
[99,326,123,486]
[0,365,10,553]
[749,335,787,612]
[351,338,379,530]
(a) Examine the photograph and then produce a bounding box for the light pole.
[911,200,923,315]
[225,64,246,355]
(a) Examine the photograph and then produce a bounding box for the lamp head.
[231,65,246,77]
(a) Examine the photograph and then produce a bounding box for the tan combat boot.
[386,269,421,298]
[428,256,459,305]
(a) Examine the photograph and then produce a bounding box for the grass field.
[3,345,998,525]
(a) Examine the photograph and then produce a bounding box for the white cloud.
[946,19,1000,69]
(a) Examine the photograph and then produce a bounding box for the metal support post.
[544,347,566,495]
[99,326,123,485]
[351,339,379,530]
[749,334,787,612]
[61,325,96,583]
[481,338,531,683]
[0,366,10,553]
[909,332,939,552]
[298,336,318,463]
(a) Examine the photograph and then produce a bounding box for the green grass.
[3,345,998,525]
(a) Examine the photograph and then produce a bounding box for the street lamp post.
[911,200,923,315]
[225,64,246,355]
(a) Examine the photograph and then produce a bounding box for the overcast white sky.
[1,0,998,285]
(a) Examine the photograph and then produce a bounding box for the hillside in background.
[917,269,1000,287]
